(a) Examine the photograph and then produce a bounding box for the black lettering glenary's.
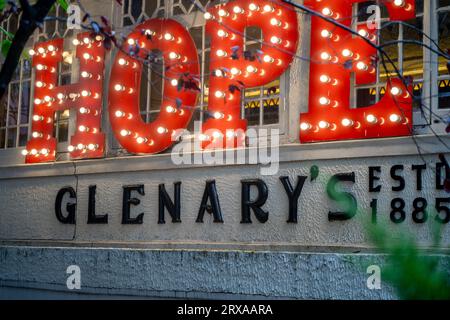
[55,163,450,225]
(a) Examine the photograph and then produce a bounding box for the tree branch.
[0,0,57,102]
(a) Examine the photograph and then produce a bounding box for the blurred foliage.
[368,221,450,300]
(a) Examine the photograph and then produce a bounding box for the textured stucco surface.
[0,154,448,248]
[6,245,447,299]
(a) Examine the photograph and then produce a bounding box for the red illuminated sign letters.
[109,19,199,154]
[300,0,416,142]
[23,0,416,164]
[25,32,106,163]
[202,0,298,148]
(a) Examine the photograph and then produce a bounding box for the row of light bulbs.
[204,3,280,21]
[300,113,405,132]
[21,148,51,156]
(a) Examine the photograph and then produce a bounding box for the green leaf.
[1,39,12,57]
[0,0,6,11]
[310,165,319,182]
[57,0,69,12]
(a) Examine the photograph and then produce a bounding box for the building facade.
[0,0,449,299]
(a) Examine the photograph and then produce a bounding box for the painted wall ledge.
[1,245,449,299]
[0,134,448,180]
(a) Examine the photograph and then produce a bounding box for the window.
[437,1,450,109]
[0,3,72,154]
[0,13,32,150]
[354,1,425,116]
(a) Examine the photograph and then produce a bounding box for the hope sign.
[23,0,416,164]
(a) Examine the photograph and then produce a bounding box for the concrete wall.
[1,139,449,299]
[0,0,449,299]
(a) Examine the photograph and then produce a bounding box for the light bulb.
[114,84,125,91]
[231,68,241,75]
[321,52,331,60]
[166,106,176,113]
[270,36,282,44]
[366,114,378,124]
[157,127,168,134]
[216,49,227,57]
[389,114,401,123]
[115,110,125,117]
[249,3,259,11]
[171,79,179,86]
[78,125,87,132]
[68,145,75,152]
[390,87,402,96]
[322,8,333,16]
[300,123,312,131]
[72,39,80,46]
[356,62,368,70]
[87,144,97,151]
[214,112,224,119]
[270,18,281,26]
[136,137,147,144]
[341,118,354,127]
[320,75,331,83]
[263,55,274,63]
[169,52,180,60]
[164,33,174,41]
[41,148,49,155]
[358,29,369,38]
[77,143,85,150]
[30,149,38,155]
[321,29,332,38]
[120,129,131,137]
[212,131,222,139]
[318,121,330,129]
[36,81,45,88]
[218,9,229,17]
[215,91,225,98]
[393,0,405,7]
[127,38,135,45]
[81,71,92,78]
[217,30,228,37]
[33,115,43,121]
[29,49,36,56]
[263,5,274,13]
[118,58,128,66]
[214,69,225,77]
[233,6,244,14]
[342,49,353,57]
[319,97,331,105]
[79,107,90,114]
[246,65,257,73]
[204,12,213,20]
